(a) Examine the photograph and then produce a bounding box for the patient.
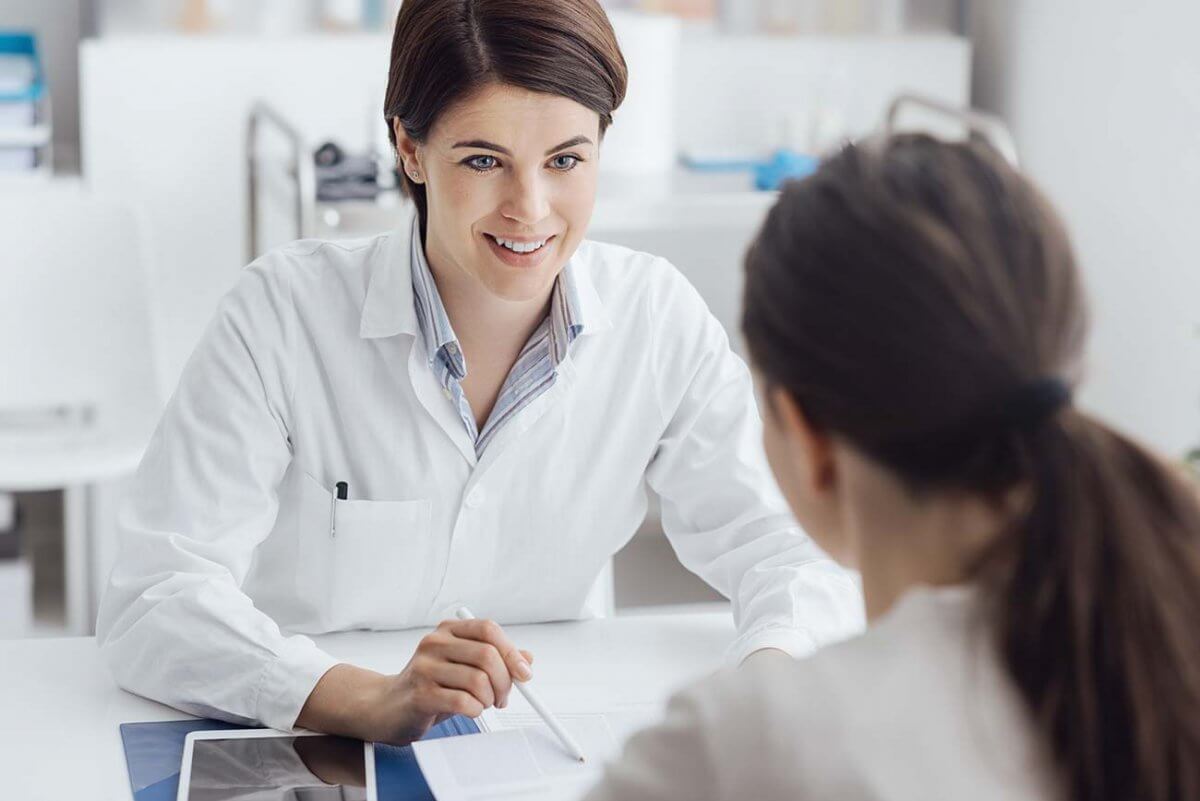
[583,135,1200,800]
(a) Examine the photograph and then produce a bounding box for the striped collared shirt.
[409,219,585,456]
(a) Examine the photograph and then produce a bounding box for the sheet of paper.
[413,714,618,801]
[489,704,661,744]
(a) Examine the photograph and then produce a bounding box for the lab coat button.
[464,487,486,509]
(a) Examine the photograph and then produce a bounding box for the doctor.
[97,0,860,745]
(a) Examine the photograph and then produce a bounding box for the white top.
[96,219,863,734]
[584,586,1060,801]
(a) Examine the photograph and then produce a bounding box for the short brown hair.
[383,0,628,226]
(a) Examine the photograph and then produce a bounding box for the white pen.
[455,606,587,763]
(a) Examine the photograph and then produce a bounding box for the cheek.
[762,422,805,515]
[554,172,598,229]
[762,422,851,565]
[433,169,493,222]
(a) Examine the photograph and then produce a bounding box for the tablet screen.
[182,734,369,801]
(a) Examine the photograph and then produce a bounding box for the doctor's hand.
[389,618,535,737]
[297,618,534,746]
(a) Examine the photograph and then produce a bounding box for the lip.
[483,232,558,268]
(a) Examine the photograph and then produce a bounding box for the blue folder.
[119,715,481,801]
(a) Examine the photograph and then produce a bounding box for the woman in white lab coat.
[583,137,1200,800]
[96,0,861,745]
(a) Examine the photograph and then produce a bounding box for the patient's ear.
[770,387,837,495]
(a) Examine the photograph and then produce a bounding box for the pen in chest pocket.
[330,481,348,537]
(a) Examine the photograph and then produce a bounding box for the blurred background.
[1,0,1197,639]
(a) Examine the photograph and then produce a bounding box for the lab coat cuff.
[725,625,820,665]
[254,635,342,732]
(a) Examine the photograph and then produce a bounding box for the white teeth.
[491,235,547,254]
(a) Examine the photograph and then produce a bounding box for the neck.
[423,231,552,355]
[841,459,1012,622]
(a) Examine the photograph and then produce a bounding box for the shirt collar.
[548,260,586,362]
[409,216,467,376]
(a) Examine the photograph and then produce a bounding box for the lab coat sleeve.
[96,259,340,731]
[643,260,864,663]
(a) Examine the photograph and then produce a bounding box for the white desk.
[0,613,734,800]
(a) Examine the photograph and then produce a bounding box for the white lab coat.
[97,218,863,732]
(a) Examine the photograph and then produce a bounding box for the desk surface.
[0,612,734,800]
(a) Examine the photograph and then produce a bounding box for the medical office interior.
[1,0,1198,698]
[2,0,1199,639]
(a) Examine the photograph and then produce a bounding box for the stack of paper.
[413,701,660,801]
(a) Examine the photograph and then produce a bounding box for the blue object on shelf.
[753,150,820,191]
[119,715,483,801]
[362,0,387,30]
[680,155,763,173]
[0,31,45,103]
[681,148,820,191]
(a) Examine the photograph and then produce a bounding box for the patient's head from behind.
[741,134,1200,801]
[743,134,1086,570]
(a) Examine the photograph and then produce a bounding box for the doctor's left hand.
[297,618,534,746]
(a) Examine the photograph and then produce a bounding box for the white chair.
[0,184,162,634]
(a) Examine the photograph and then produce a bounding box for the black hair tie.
[983,377,1073,433]
[873,377,1073,478]
[935,377,1072,443]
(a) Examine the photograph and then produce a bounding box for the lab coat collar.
[359,212,421,339]
[562,244,612,337]
[358,208,612,340]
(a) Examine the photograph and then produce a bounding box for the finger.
[520,649,534,666]
[435,636,513,707]
[427,661,499,709]
[446,619,533,682]
[424,687,485,720]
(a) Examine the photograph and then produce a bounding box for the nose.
[500,170,551,227]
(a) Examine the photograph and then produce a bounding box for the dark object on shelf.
[313,140,380,202]
[0,497,20,560]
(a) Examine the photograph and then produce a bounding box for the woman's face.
[395,83,601,304]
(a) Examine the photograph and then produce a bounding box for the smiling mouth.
[486,233,555,255]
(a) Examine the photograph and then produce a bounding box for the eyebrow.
[451,135,594,157]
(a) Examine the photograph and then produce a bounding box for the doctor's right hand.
[297,617,535,746]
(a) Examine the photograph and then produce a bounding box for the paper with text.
[413,705,658,801]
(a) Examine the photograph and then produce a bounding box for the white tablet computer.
[176,729,377,801]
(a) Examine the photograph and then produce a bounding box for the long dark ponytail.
[742,134,1200,800]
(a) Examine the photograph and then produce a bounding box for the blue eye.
[464,155,498,172]
[550,154,581,171]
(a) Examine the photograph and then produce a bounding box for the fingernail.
[516,659,532,681]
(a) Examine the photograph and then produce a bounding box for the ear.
[393,119,424,183]
[770,386,837,494]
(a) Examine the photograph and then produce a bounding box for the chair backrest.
[0,185,161,433]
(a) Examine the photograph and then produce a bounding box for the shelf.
[0,125,51,147]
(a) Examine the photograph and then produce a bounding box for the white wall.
[81,33,969,392]
[970,0,1200,458]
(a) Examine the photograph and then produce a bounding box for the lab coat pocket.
[296,470,432,630]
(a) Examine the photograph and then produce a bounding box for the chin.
[480,261,565,303]
[484,275,558,303]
